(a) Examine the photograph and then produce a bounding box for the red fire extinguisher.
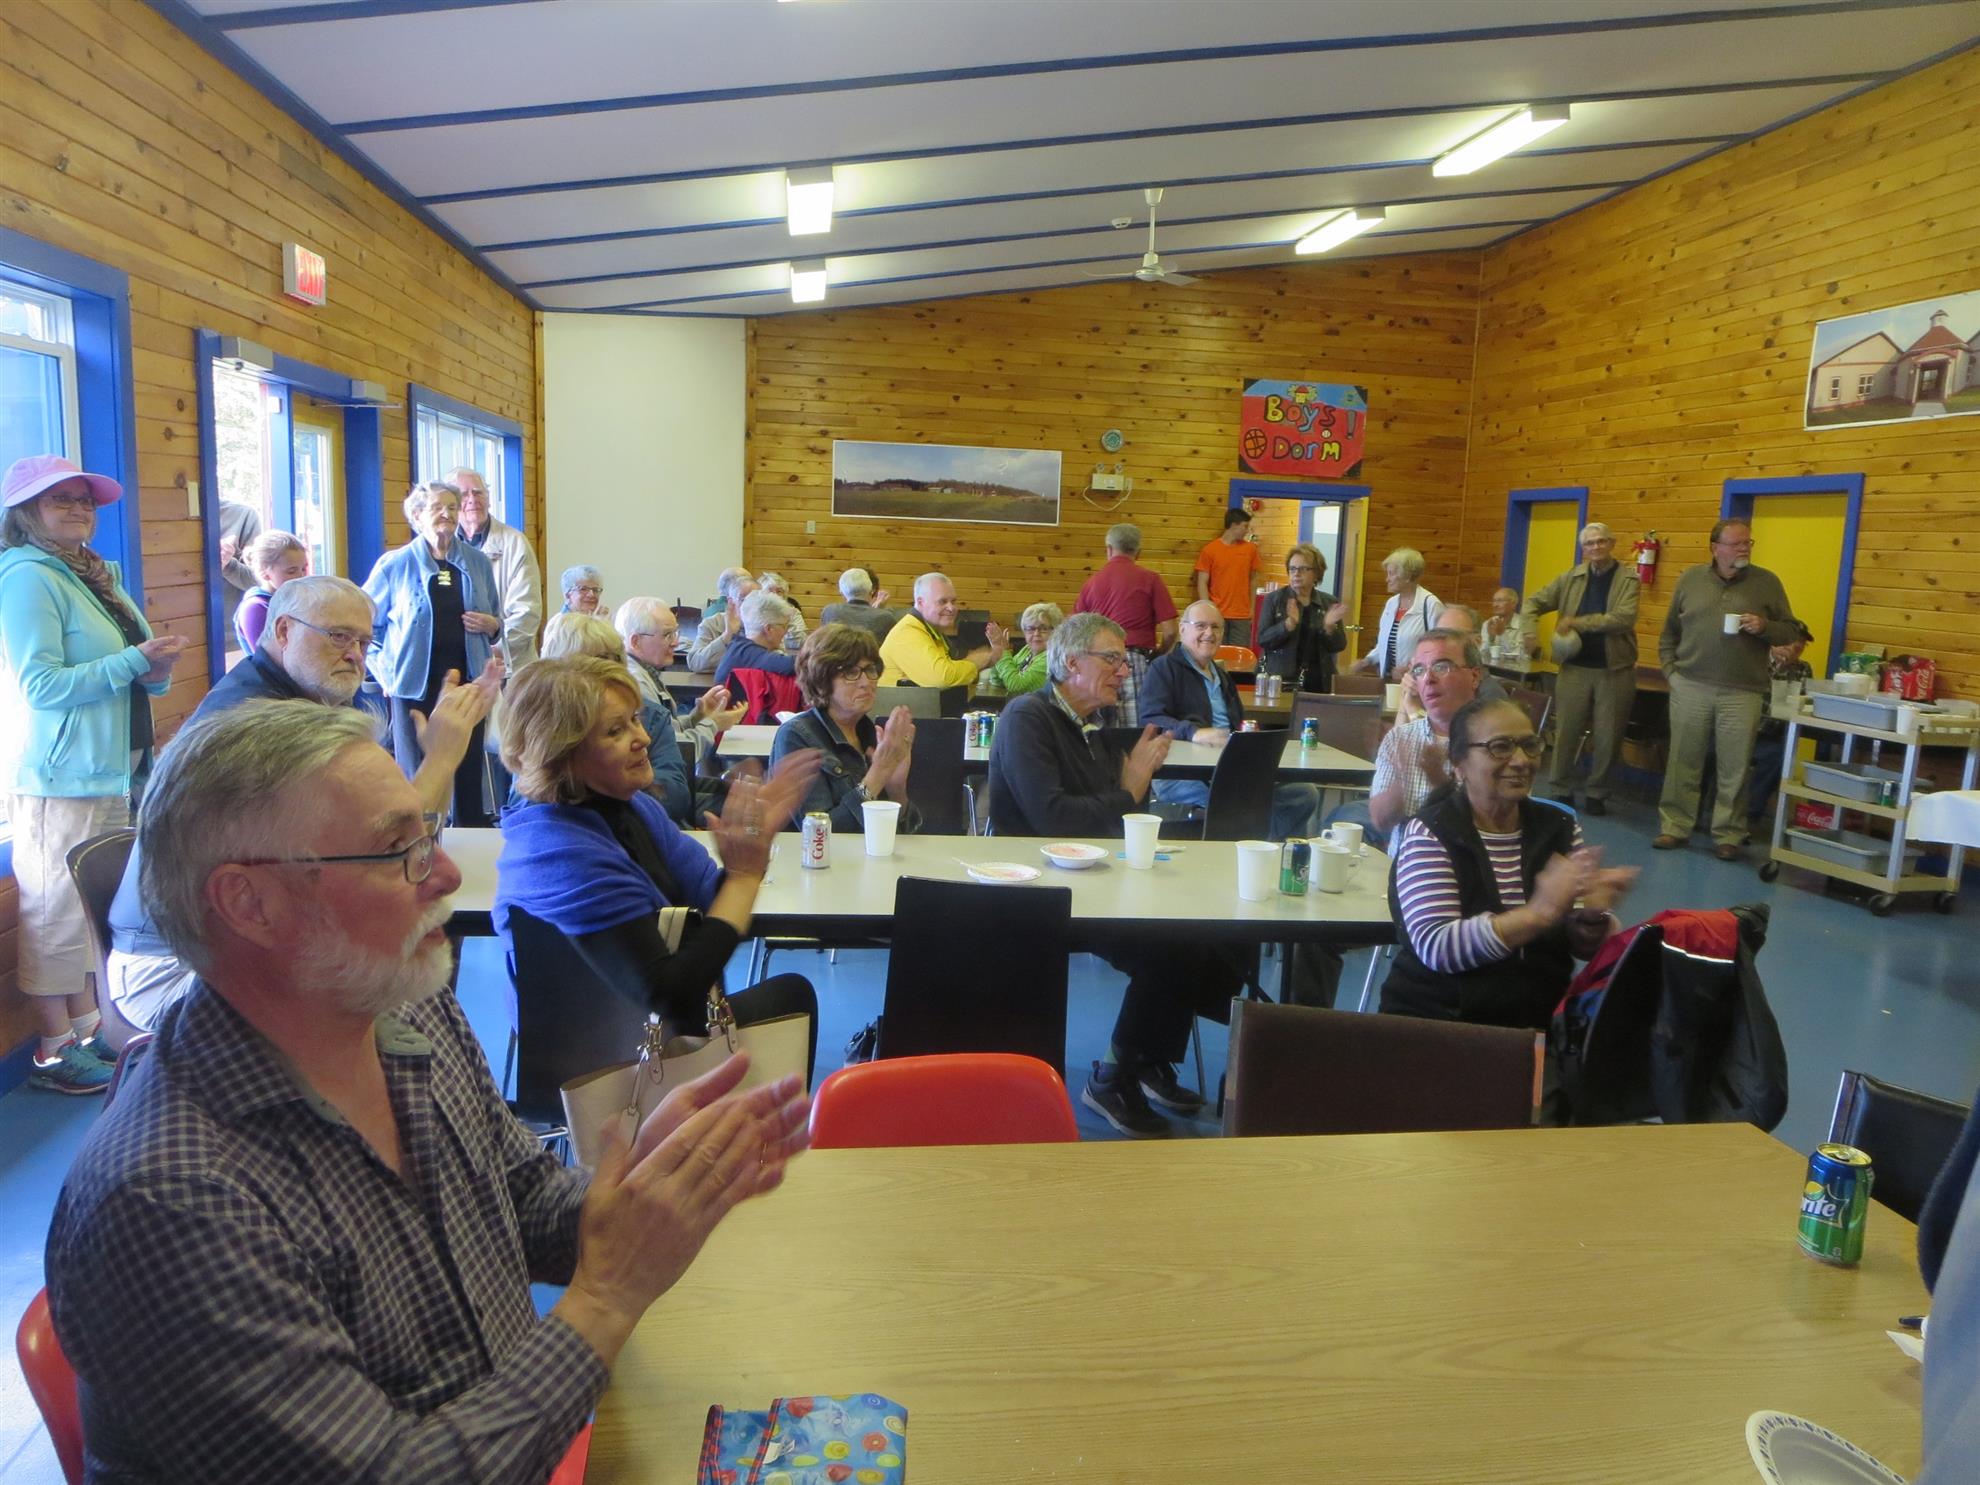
[1633,531,1661,585]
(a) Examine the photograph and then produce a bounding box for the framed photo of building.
[831,440,1062,526]
[1805,290,1980,429]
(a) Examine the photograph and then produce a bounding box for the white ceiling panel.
[163,0,1980,315]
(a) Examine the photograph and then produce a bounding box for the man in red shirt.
[1193,507,1262,648]
[1075,523,1179,727]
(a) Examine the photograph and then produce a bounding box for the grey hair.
[612,596,674,642]
[715,565,754,604]
[756,570,789,595]
[1105,523,1142,556]
[403,481,461,526]
[560,563,603,594]
[837,566,874,600]
[1580,522,1613,543]
[739,588,796,635]
[912,571,954,602]
[1019,601,1063,631]
[540,612,624,661]
[1383,547,1426,582]
[263,575,371,643]
[1047,612,1124,683]
[1416,626,1483,670]
[1441,603,1480,632]
[139,700,383,974]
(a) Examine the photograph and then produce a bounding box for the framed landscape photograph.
[832,440,1062,526]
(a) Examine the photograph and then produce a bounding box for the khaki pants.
[1550,665,1636,801]
[7,792,129,999]
[1658,675,1765,844]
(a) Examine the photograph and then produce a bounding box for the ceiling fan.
[1086,187,1199,286]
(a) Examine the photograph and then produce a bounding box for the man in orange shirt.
[1193,507,1262,648]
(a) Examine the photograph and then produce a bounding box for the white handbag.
[558,909,811,1167]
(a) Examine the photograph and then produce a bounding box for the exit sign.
[283,242,327,305]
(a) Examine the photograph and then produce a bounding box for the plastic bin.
[1800,761,1932,804]
[1784,826,1922,874]
[1809,692,1908,730]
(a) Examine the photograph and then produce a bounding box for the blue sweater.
[494,794,724,943]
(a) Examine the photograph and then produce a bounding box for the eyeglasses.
[1082,650,1131,670]
[41,491,97,512]
[1021,624,1054,636]
[636,629,678,642]
[836,664,883,682]
[1287,563,1319,574]
[237,816,443,885]
[1582,537,1615,547]
[1464,734,1546,761]
[1407,659,1470,680]
[573,586,603,598]
[289,617,370,651]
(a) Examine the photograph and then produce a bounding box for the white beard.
[293,897,457,1019]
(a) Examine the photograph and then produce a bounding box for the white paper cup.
[1895,705,1921,739]
[1723,613,1743,635]
[1313,841,1353,893]
[1122,812,1162,869]
[861,799,901,856]
[1323,821,1364,857]
[1384,682,1403,712]
[1236,840,1279,901]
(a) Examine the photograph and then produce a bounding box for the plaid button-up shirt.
[47,982,603,1482]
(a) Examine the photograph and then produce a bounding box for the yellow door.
[1521,502,1582,674]
[291,400,346,577]
[1741,494,1844,671]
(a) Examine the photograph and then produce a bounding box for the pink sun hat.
[3,454,123,509]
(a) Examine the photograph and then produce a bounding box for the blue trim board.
[1720,474,1865,678]
[1500,486,1589,592]
[408,384,525,440]
[1229,480,1372,506]
[214,0,543,28]
[345,409,385,581]
[139,0,539,310]
[193,330,228,681]
[0,225,143,598]
[334,2,1944,132]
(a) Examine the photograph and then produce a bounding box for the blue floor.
[4,793,1976,1479]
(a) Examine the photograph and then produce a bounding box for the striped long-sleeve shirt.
[1393,815,1585,973]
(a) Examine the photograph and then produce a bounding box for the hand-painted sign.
[1238,379,1368,479]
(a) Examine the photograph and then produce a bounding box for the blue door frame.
[1720,473,1864,678]
[194,331,384,682]
[1500,486,1589,591]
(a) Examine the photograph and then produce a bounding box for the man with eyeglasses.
[1367,630,1484,843]
[1654,519,1801,859]
[104,577,498,1031]
[986,612,1242,1137]
[614,595,746,825]
[50,699,809,1480]
[452,466,543,671]
[1075,523,1179,726]
[1520,521,1639,815]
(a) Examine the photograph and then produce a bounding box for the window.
[408,385,524,528]
[1828,377,1841,399]
[1857,374,1876,397]
[0,283,79,469]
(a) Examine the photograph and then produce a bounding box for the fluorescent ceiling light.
[1295,207,1385,256]
[789,260,828,304]
[785,167,835,236]
[1432,104,1570,177]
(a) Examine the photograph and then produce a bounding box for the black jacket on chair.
[1139,647,1244,741]
[1255,586,1348,691]
[1380,786,1579,1030]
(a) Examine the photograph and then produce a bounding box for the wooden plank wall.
[1462,47,1980,696]
[745,255,1483,640]
[0,0,540,1054]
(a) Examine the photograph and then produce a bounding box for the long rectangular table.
[714,724,1375,785]
[442,828,1394,950]
[586,1124,1927,1484]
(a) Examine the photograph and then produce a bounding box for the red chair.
[15,1285,594,1485]
[731,667,803,725]
[16,1289,83,1484]
[1215,644,1259,672]
[810,1054,1079,1149]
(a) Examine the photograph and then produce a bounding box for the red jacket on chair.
[732,667,803,726]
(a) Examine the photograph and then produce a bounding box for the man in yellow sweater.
[878,572,1006,695]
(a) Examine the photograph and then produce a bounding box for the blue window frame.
[0,226,142,594]
[1500,486,1590,592]
[409,384,523,524]
[1721,474,1865,678]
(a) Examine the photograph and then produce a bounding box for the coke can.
[1798,1143,1873,1266]
[1239,720,1260,733]
[964,712,980,748]
[1279,838,1309,896]
[801,811,831,870]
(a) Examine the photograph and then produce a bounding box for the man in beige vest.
[1521,522,1639,815]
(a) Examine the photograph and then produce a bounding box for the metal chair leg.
[1190,1020,1207,1106]
[1355,944,1391,1014]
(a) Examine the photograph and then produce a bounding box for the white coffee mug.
[1312,841,1352,893]
[1384,682,1403,713]
[1723,613,1743,635]
[1322,822,1364,857]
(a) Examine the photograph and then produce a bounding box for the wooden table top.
[586,1125,1926,1485]
[714,724,1375,784]
[440,828,1394,947]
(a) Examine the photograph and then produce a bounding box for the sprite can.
[1300,717,1320,749]
[1279,838,1310,896]
[1798,1143,1873,1266]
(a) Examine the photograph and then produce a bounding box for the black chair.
[1508,683,1551,737]
[1200,727,1294,841]
[1331,674,1385,698]
[505,905,654,1137]
[878,877,1071,1079]
[1290,693,1383,760]
[905,717,972,834]
[671,604,703,626]
[64,828,146,1051]
[952,609,992,655]
[1829,1070,1972,1224]
[1224,1000,1539,1137]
